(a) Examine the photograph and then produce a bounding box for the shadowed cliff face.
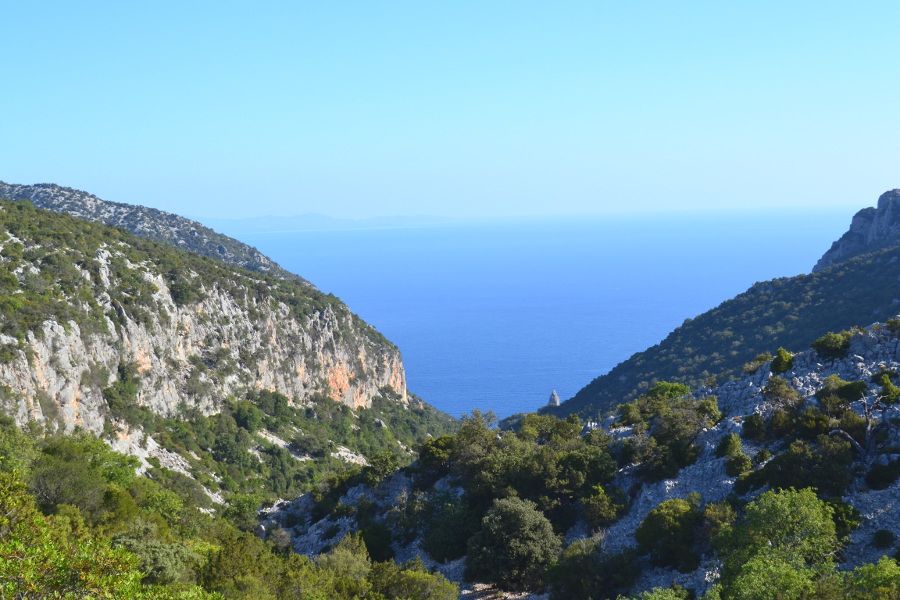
[0,201,407,434]
[813,189,900,272]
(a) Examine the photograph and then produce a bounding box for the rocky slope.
[0,201,406,435]
[268,318,900,598]
[597,320,900,593]
[552,243,900,419]
[556,189,900,419]
[0,181,307,284]
[814,189,900,272]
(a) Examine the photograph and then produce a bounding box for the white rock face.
[0,250,407,435]
[814,189,900,272]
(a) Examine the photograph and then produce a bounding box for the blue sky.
[2,1,898,219]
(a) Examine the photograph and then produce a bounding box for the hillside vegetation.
[0,181,308,284]
[281,321,900,599]
[553,245,900,419]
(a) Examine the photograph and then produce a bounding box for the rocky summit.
[814,188,900,272]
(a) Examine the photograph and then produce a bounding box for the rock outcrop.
[0,181,308,284]
[813,189,900,272]
[0,202,406,435]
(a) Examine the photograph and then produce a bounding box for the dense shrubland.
[304,362,900,599]
[0,417,458,599]
[558,246,900,418]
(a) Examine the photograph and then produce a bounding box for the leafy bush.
[582,485,626,529]
[797,407,831,440]
[826,499,861,540]
[812,331,854,360]
[817,374,868,404]
[753,448,772,464]
[763,376,803,408]
[548,543,640,600]
[465,497,561,590]
[635,498,702,571]
[742,413,767,442]
[701,500,737,541]
[422,496,478,563]
[876,373,900,403]
[770,347,794,374]
[866,460,900,491]
[725,452,753,477]
[743,352,773,374]
[757,436,854,497]
[873,529,896,549]
[716,433,742,458]
[715,488,838,598]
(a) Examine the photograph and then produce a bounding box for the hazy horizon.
[3,2,898,220]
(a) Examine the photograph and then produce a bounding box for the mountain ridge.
[554,189,900,419]
[0,181,309,285]
[814,189,900,272]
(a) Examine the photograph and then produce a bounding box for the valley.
[0,185,899,599]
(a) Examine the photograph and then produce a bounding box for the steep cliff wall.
[813,189,900,272]
[0,201,406,435]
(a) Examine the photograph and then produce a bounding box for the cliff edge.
[813,189,900,272]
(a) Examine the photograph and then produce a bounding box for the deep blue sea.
[234,209,851,419]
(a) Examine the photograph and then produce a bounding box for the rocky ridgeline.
[814,189,900,272]
[0,181,308,284]
[265,320,900,598]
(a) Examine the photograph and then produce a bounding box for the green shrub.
[360,521,394,562]
[866,460,900,491]
[825,499,861,540]
[465,497,561,590]
[770,347,794,374]
[817,374,868,404]
[873,529,896,549]
[753,449,772,465]
[716,433,742,458]
[811,331,853,360]
[770,408,796,439]
[422,497,478,563]
[743,352,773,375]
[635,498,702,572]
[742,414,767,442]
[701,501,737,541]
[582,485,625,529]
[763,376,803,408]
[725,452,753,477]
[548,544,640,600]
[797,407,831,440]
[759,436,854,497]
[876,373,900,403]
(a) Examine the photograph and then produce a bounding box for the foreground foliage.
[0,421,458,599]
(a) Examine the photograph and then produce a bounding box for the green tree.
[716,488,838,597]
[466,497,561,590]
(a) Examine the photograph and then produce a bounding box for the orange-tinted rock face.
[0,276,408,434]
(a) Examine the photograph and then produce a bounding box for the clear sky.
[2,1,898,219]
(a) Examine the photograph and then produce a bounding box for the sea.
[231,209,852,419]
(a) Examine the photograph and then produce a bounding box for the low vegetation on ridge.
[556,245,900,419]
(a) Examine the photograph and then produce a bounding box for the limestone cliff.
[813,188,900,272]
[0,201,406,435]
